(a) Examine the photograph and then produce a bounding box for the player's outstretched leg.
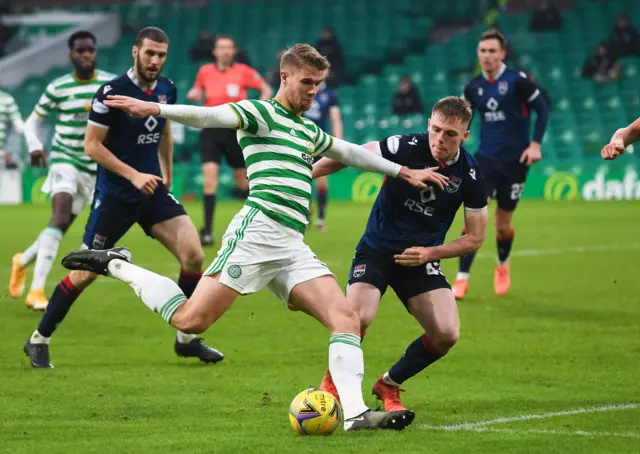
[61,247,227,362]
[454,226,476,299]
[288,276,415,431]
[375,288,458,412]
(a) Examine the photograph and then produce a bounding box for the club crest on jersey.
[157,94,167,104]
[305,141,314,154]
[498,81,508,95]
[353,264,366,278]
[445,175,462,193]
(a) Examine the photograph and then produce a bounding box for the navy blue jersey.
[464,64,541,163]
[302,84,338,132]
[88,68,177,201]
[360,133,487,254]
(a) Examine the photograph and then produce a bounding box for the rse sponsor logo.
[404,186,436,216]
[137,132,161,144]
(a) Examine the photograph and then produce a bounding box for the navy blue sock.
[178,269,202,298]
[388,334,444,385]
[37,275,82,337]
[458,227,477,273]
[317,188,328,220]
[497,229,515,263]
[203,194,216,233]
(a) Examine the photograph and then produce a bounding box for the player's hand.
[601,138,625,160]
[519,142,542,166]
[398,166,449,190]
[29,150,47,168]
[131,171,163,195]
[394,247,434,267]
[104,95,160,118]
[186,87,202,102]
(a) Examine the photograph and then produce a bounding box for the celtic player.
[63,44,448,431]
[10,31,115,310]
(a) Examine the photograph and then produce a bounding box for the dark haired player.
[11,31,115,310]
[23,27,222,368]
[313,96,488,413]
[454,29,548,299]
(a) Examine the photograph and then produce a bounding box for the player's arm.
[258,80,273,100]
[516,73,549,165]
[321,137,449,190]
[329,106,343,140]
[84,124,161,195]
[24,85,58,167]
[187,66,204,103]
[158,120,173,188]
[312,140,377,178]
[602,117,640,160]
[103,96,240,129]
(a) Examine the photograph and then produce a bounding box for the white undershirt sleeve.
[156,103,240,129]
[323,137,401,178]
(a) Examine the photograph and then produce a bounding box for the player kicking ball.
[23,27,222,368]
[312,97,488,414]
[61,44,448,431]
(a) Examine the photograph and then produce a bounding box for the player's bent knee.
[433,325,460,353]
[171,308,209,334]
[69,270,97,289]
[180,247,205,272]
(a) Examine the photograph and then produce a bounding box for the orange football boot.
[319,369,340,402]
[372,376,407,412]
[9,253,27,298]
[494,264,511,295]
[452,278,469,300]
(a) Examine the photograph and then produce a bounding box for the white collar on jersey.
[482,63,506,81]
[445,149,460,166]
[127,67,157,90]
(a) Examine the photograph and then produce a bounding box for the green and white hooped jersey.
[0,90,22,151]
[229,99,334,234]
[33,70,116,175]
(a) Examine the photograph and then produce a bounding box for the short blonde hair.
[432,96,473,124]
[280,44,330,71]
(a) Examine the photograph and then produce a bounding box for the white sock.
[382,371,401,388]
[31,227,63,291]
[456,272,470,281]
[30,330,50,345]
[176,331,196,343]
[497,258,509,267]
[20,236,41,268]
[107,259,186,323]
[328,333,369,421]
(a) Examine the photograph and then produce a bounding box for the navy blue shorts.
[475,154,529,212]
[347,242,450,309]
[82,184,187,250]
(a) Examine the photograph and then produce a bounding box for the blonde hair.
[280,44,330,71]
[432,96,473,124]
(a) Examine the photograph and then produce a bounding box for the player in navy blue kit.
[302,80,343,231]
[23,27,223,368]
[453,30,549,299]
[312,97,488,413]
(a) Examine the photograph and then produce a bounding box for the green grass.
[1,200,639,453]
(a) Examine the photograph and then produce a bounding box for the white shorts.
[41,163,96,215]
[205,205,333,304]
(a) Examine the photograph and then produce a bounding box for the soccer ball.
[288,388,342,435]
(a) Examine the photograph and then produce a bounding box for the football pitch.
[1,199,638,453]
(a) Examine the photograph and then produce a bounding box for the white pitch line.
[476,242,640,259]
[423,426,640,439]
[422,403,638,431]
